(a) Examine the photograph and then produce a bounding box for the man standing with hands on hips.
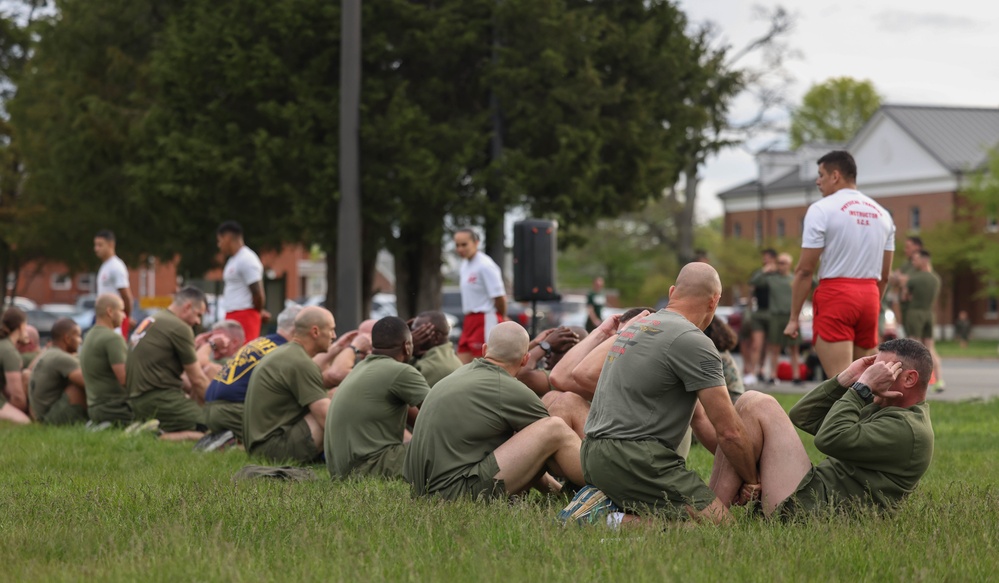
[785,151,895,379]
[217,221,269,344]
[454,228,506,364]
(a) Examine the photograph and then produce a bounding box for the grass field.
[934,339,998,359]
[2,394,997,582]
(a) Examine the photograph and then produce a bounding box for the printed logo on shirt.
[467,275,478,284]
[216,337,281,384]
[700,359,723,376]
[839,199,883,226]
[129,317,155,349]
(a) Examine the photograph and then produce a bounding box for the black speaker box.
[513,219,559,302]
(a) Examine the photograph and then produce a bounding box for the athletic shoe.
[743,374,758,385]
[193,430,237,453]
[85,420,113,432]
[125,419,160,436]
[558,485,619,526]
[933,380,946,393]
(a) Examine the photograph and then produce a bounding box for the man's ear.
[480,343,488,358]
[520,352,530,368]
[904,369,920,390]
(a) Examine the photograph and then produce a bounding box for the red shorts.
[457,312,504,356]
[120,315,130,338]
[812,278,880,349]
[226,308,262,344]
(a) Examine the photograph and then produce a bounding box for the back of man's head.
[212,319,247,347]
[414,311,450,345]
[216,220,243,237]
[276,304,302,335]
[371,316,411,351]
[51,318,77,344]
[95,229,115,243]
[293,306,332,339]
[484,322,530,365]
[817,150,858,182]
[879,338,933,392]
[173,286,207,310]
[671,263,722,304]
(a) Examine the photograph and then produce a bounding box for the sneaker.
[933,380,946,393]
[125,419,160,436]
[558,485,619,526]
[791,378,803,386]
[743,373,758,385]
[85,420,113,432]
[193,430,237,452]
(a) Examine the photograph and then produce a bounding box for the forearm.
[493,296,507,318]
[717,427,759,486]
[788,271,813,322]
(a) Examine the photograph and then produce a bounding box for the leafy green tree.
[962,148,999,296]
[789,77,881,149]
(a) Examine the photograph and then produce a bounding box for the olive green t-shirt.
[766,273,794,314]
[0,337,22,394]
[326,355,430,479]
[29,347,80,419]
[126,310,198,396]
[80,325,129,408]
[414,343,463,388]
[584,309,725,451]
[788,378,934,512]
[405,359,549,496]
[906,271,941,311]
[243,342,326,453]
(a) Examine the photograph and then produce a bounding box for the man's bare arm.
[549,316,619,395]
[878,250,894,299]
[111,363,127,387]
[183,362,210,404]
[249,281,266,312]
[493,296,507,319]
[785,247,822,338]
[308,397,330,427]
[119,287,134,318]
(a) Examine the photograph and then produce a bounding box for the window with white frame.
[50,273,72,291]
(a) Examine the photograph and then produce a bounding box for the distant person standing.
[585,277,606,333]
[954,310,972,349]
[453,228,506,364]
[94,230,134,337]
[765,253,801,384]
[745,249,777,384]
[217,221,268,343]
[785,150,895,379]
[905,250,944,391]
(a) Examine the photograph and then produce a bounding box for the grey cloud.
[874,11,980,32]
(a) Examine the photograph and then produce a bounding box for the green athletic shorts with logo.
[129,389,205,433]
[581,437,716,517]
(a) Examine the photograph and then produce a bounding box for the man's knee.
[734,390,781,419]
[532,416,578,446]
[543,391,587,416]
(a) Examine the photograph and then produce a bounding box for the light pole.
[336,0,362,330]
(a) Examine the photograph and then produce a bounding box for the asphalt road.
[744,357,999,402]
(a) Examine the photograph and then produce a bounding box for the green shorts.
[775,466,830,519]
[249,416,319,465]
[580,437,715,517]
[768,312,791,347]
[749,310,770,332]
[904,309,934,340]
[204,400,245,441]
[428,452,506,502]
[129,389,205,433]
[41,394,88,426]
[348,443,409,480]
[88,400,133,426]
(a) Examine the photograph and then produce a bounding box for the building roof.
[875,105,999,172]
[719,104,999,200]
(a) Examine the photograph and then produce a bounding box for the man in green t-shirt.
[411,311,462,388]
[29,318,87,425]
[764,253,801,384]
[405,322,584,501]
[585,277,606,332]
[326,317,430,480]
[709,338,933,517]
[905,250,944,390]
[127,287,212,441]
[243,306,335,464]
[81,293,131,425]
[575,263,759,525]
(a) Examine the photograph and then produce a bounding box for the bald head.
[294,306,335,338]
[671,262,722,302]
[95,293,125,328]
[483,322,530,365]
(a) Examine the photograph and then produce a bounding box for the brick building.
[720,105,999,339]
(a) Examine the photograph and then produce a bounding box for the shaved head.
[671,262,722,302]
[294,306,334,337]
[483,322,530,365]
[414,311,450,335]
[95,293,124,315]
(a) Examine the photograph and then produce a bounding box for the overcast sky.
[677,0,999,220]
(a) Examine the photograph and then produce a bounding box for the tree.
[962,147,999,296]
[789,77,881,149]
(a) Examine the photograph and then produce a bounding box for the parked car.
[369,293,398,320]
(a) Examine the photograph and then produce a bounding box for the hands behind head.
[837,354,904,401]
[596,314,622,336]
[619,310,651,333]
[545,327,580,353]
[409,322,436,357]
[349,333,372,358]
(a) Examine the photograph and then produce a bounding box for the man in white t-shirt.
[94,230,134,337]
[454,228,507,364]
[217,221,268,343]
[784,150,895,379]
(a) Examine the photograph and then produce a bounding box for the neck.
[665,304,706,330]
[292,337,317,357]
[95,318,116,329]
[483,356,519,376]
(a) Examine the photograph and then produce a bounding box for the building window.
[76,273,95,292]
[754,220,762,245]
[733,222,742,238]
[987,296,998,319]
[776,218,786,239]
[50,273,72,291]
[910,206,921,231]
[987,215,998,233]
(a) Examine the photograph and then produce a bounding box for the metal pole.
[336,0,362,331]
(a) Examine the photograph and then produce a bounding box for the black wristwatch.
[851,381,874,402]
[539,341,553,356]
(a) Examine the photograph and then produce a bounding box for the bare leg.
[789,344,801,381]
[750,330,766,377]
[814,336,855,379]
[766,343,780,382]
[457,351,474,364]
[159,431,205,442]
[708,391,811,516]
[492,416,583,494]
[542,391,589,440]
[65,385,87,407]
[0,402,31,424]
[304,414,324,450]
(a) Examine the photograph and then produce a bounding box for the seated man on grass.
[81,293,132,426]
[242,306,335,464]
[194,320,246,379]
[404,321,584,501]
[708,338,934,518]
[326,317,430,480]
[29,318,88,425]
[127,287,212,441]
[411,311,462,388]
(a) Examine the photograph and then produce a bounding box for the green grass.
[934,339,998,359]
[2,395,998,582]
